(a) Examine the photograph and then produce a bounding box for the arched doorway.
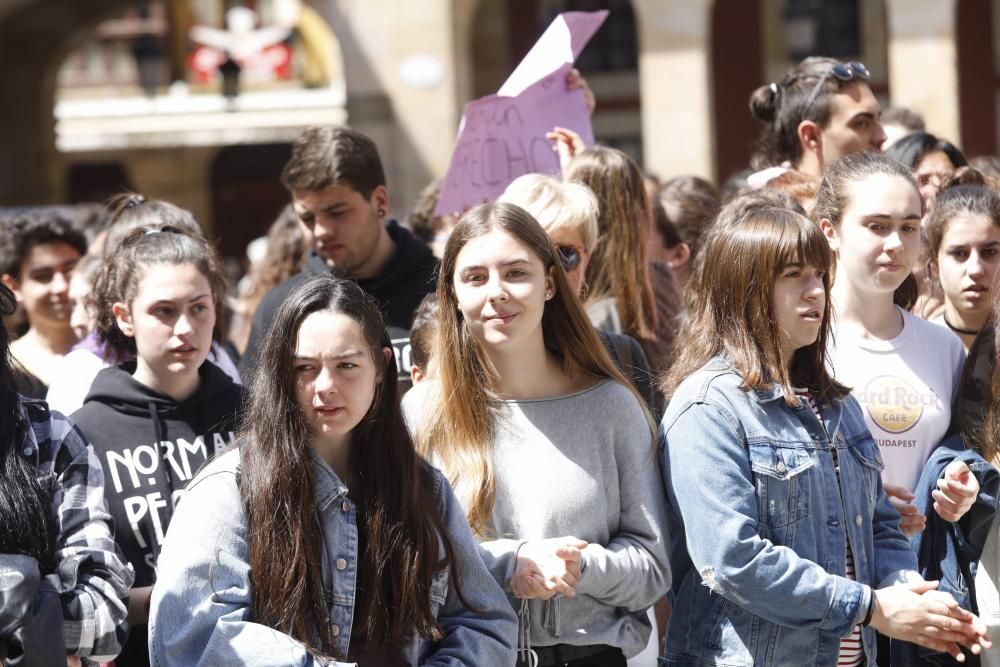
[210,143,291,261]
[0,0,346,212]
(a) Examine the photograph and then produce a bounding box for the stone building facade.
[0,0,996,257]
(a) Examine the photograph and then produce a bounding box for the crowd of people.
[3,53,1000,667]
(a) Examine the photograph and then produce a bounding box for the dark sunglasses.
[801,61,870,118]
[556,244,582,272]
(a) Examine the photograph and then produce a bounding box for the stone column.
[632,0,715,180]
[884,0,960,141]
[319,0,462,216]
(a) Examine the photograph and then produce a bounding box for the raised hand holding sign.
[436,11,608,216]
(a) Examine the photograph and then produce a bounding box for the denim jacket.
[659,360,919,667]
[148,447,518,666]
[892,434,1000,667]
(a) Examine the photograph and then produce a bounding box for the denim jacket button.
[341,500,350,512]
[855,514,863,526]
[331,624,341,637]
[336,558,347,571]
[776,461,786,473]
[22,447,33,456]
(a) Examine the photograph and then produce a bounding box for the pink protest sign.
[436,10,608,216]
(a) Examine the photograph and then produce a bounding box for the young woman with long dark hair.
[149,275,516,665]
[71,226,242,666]
[0,282,133,664]
[405,202,670,667]
[660,207,990,666]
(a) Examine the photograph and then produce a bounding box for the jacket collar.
[309,448,350,510]
[750,383,786,404]
[701,356,787,404]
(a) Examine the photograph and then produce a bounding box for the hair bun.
[749,83,779,123]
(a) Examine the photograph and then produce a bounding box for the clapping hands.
[511,536,588,600]
[872,581,992,662]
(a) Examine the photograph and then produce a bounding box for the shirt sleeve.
[573,393,671,610]
[46,414,134,661]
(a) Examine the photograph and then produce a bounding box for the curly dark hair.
[0,210,87,279]
[93,226,228,363]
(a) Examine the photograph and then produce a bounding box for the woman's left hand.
[511,537,587,600]
[933,461,979,523]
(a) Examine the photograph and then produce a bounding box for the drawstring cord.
[551,596,561,636]
[147,401,176,559]
[518,599,538,667]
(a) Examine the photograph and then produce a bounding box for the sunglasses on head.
[801,61,870,118]
[556,244,582,272]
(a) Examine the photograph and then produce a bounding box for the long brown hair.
[234,204,310,351]
[566,146,658,340]
[240,275,461,657]
[417,202,649,533]
[980,297,1000,465]
[662,207,849,405]
[812,151,922,310]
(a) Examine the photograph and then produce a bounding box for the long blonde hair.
[417,202,649,533]
[566,146,658,339]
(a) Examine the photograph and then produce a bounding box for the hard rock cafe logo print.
[857,375,933,434]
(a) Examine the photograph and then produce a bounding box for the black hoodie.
[70,360,242,666]
[241,219,439,383]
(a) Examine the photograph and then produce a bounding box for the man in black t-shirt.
[242,127,438,383]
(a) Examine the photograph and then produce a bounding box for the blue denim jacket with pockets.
[659,359,919,667]
[148,447,518,666]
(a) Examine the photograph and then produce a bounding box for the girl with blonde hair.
[405,201,669,667]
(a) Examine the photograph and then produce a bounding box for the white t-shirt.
[828,306,966,492]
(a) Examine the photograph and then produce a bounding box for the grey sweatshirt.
[403,379,671,658]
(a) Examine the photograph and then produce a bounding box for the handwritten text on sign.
[436,65,593,214]
[436,10,607,216]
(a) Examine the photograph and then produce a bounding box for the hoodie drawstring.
[517,599,538,666]
[147,400,176,559]
[543,596,561,636]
